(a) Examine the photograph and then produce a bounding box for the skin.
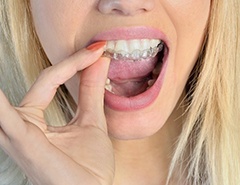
[0,0,210,185]
[30,0,210,139]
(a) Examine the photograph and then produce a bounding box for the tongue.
[111,78,149,97]
[107,56,158,97]
[108,57,158,80]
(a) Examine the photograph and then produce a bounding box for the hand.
[0,45,114,185]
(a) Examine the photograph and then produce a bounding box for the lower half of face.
[30,0,210,139]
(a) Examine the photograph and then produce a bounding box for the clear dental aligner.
[103,40,164,61]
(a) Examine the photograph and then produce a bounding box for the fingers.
[77,57,110,129]
[20,42,106,110]
[79,57,110,110]
[0,41,109,146]
[0,90,25,144]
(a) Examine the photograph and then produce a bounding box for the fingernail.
[86,41,106,51]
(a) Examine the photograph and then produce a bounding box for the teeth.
[105,84,113,93]
[105,78,114,93]
[141,39,150,50]
[150,39,160,48]
[105,78,111,85]
[103,39,164,61]
[106,41,115,51]
[115,40,129,53]
[104,78,157,93]
[129,40,141,53]
[103,39,165,93]
[147,79,156,87]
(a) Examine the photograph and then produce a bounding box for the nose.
[98,0,155,16]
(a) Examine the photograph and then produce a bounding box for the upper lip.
[89,26,169,46]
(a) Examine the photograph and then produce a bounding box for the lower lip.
[104,53,169,111]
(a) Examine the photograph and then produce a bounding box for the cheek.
[163,0,210,45]
[166,0,210,46]
[30,0,89,64]
[166,0,210,83]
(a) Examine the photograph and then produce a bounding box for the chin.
[104,97,175,140]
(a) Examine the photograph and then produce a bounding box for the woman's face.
[30,0,210,139]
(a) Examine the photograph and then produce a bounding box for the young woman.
[0,0,239,184]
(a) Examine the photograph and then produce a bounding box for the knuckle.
[81,79,103,89]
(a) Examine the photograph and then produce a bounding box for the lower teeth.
[105,64,160,94]
[105,81,114,93]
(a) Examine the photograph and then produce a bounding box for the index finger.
[20,42,106,110]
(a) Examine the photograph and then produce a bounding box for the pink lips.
[91,26,169,111]
[91,26,168,42]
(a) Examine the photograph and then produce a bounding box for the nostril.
[112,8,124,15]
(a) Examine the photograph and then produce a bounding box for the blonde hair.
[168,0,240,184]
[0,0,239,185]
[0,0,74,184]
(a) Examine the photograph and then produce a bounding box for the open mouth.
[103,39,168,98]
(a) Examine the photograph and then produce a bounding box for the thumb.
[78,57,110,124]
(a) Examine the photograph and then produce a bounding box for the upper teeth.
[103,39,163,60]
